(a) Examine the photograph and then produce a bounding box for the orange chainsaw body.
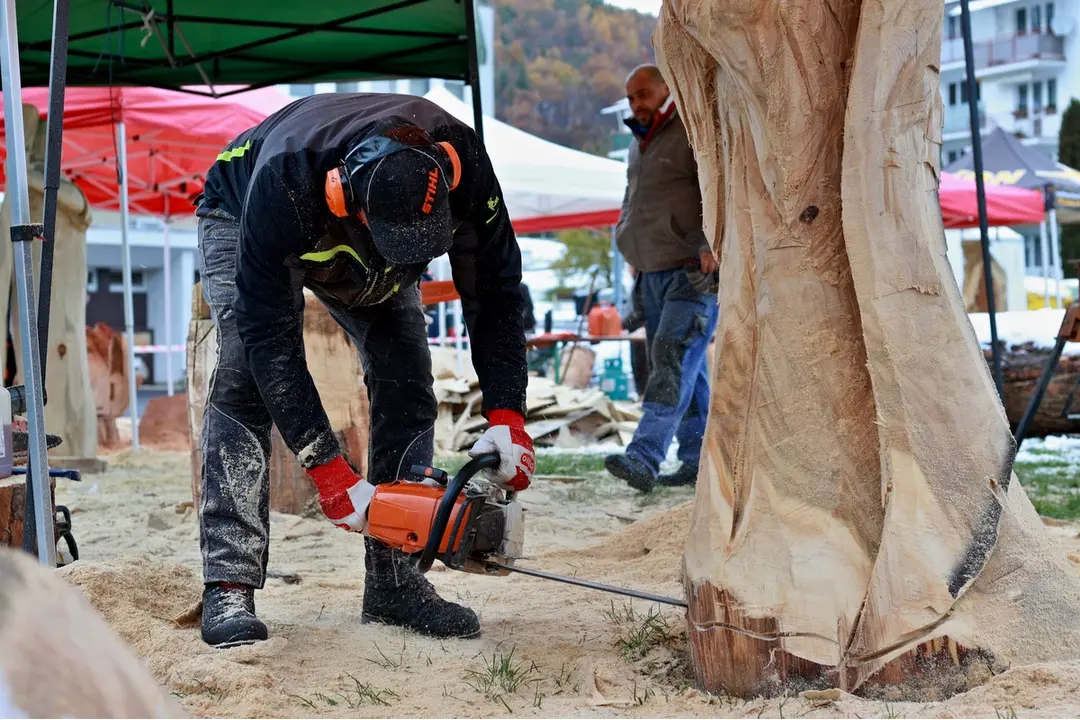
[366,481,474,556]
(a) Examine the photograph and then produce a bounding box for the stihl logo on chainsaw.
[520,452,535,474]
[421,169,440,214]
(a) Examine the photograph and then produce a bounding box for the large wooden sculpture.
[187,285,369,515]
[655,0,1080,696]
[0,103,97,460]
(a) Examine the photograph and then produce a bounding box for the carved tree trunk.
[187,284,369,515]
[656,0,1080,697]
[0,103,97,461]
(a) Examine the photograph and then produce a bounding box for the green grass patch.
[1014,447,1080,520]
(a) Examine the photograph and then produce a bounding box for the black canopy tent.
[0,0,485,566]
[944,127,1080,308]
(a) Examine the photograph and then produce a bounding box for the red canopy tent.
[938,170,1044,229]
[0,85,293,216]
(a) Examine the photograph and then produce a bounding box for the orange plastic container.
[587,303,622,337]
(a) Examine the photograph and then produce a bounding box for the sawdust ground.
[52,450,1080,719]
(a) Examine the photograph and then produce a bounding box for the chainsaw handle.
[413,452,501,573]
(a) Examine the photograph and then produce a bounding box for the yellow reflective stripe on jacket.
[216,140,252,162]
[299,244,367,268]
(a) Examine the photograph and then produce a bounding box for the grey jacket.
[615,106,708,274]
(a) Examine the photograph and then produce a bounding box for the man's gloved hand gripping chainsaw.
[363,453,685,607]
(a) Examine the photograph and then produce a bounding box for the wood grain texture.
[657,0,1080,696]
[0,104,97,459]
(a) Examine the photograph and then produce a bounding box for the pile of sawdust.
[49,450,1080,718]
[138,395,192,451]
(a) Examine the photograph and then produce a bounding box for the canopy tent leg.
[0,0,58,567]
[463,0,484,142]
[116,122,140,449]
[1050,207,1063,308]
[164,215,174,397]
[1040,219,1052,306]
[960,0,1004,399]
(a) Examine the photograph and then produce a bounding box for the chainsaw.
[364,452,686,607]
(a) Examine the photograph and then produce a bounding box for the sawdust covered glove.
[469,410,535,492]
[305,455,376,533]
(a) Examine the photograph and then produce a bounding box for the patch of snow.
[1016,434,1080,464]
[969,310,1080,355]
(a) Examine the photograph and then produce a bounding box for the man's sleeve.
[233,165,340,468]
[682,139,710,255]
[448,137,528,418]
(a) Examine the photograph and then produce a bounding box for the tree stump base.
[0,476,57,552]
[687,579,999,700]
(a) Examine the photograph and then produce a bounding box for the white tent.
[423,86,627,232]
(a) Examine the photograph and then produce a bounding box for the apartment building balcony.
[943,102,988,139]
[941,32,1066,75]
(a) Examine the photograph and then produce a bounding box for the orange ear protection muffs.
[324,131,462,219]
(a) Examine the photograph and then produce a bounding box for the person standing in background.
[605,64,718,493]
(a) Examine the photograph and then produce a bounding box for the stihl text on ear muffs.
[325,132,463,219]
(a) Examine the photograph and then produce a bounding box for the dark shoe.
[605,454,656,493]
[361,537,481,639]
[201,582,269,648]
[657,464,698,487]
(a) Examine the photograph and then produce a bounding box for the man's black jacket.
[198,93,527,469]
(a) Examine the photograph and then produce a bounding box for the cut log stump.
[657,0,1080,698]
[187,283,369,515]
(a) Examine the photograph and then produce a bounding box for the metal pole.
[1039,220,1051,306]
[611,225,624,312]
[164,213,174,397]
[463,0,484,142]
[1050,207,1063,308]
[1014,333,1067,448]
[437,257,447,347]
[960,0,1004,399]
[23,0,69,560]
[0,0,58,567]
[117,122,140,449]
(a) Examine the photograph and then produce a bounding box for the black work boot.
[361,537,481,639]
[657,463,698,487]
[201,582,269,648]
[605,454,656,493]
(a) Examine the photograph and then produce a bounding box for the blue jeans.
[626,268,718,475]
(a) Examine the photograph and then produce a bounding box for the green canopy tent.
[0,0,485,567]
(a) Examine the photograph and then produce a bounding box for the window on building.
[947,15,958,39]
[1032,4,1042,31]
[1047,2,1055,32]
[87,270,99,293]
[1047,78,1058,110]
[1033,81,1043,112]
[106,270,146,293]
[1016,7,1028,33]
[947,150,958,165]
[408,79,429,96]
[290,84,315,97]
[336,82,359,93]
[1017,83,1029,112]
[949,83,958,106]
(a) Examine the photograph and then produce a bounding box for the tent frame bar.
[0,0,57,567]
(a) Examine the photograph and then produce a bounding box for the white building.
[601,97,633,162]
[940,0,1078,282]
[80,2,497,394]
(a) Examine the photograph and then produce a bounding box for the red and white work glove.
[305,455,376,533]
[468,410,535,492]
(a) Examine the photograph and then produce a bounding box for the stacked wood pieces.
[431,347,640,454]
[187,284,369,516]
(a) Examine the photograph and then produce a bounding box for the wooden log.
[0,104,97,460]
[0,476,57,551]
[187,284,369,514]
[0,548,185,717]
[657,0,1080,698]
[987,344,1080,438]
[86,322,129,448]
